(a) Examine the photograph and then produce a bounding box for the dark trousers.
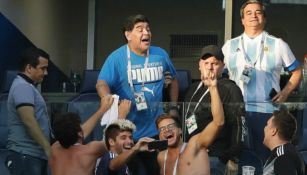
[5,151,48,175]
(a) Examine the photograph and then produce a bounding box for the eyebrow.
[135,23,149,28]
[245,9,263,13]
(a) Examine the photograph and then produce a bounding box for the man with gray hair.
[222,0,302,161]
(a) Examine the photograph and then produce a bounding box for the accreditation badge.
[240,65,255,84]
[186,114,198,134]
[134,91,148,111]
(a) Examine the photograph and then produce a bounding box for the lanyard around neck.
[184,82,209,118]
[163,143,187,175]
[240,32,266,67]
[127,46,149,93]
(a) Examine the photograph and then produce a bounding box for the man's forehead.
[159,118,175,126]
[244,3,262,12]
[134,22,149,28]
[118,131,132,136]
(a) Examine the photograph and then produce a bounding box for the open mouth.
[123,144,132,150]
[141,38,150,43]
[165,134,174,140]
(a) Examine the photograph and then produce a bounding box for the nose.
[165,126,173,132]
[251,11,258,17]
[143,28,150,35]
[44,70,48,76]
[206,64,213,70]
[126,138,134,145]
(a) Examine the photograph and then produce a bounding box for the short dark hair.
[155,113,181,129]
[272,110,297,141]
[104,121,134,150]
[19,47,50,71]
[240,0,266,18]
[122,14,150,42]
[53,112,82,149]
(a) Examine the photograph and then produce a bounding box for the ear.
[78,131,84,139]
[178,128,182,135]
[125,31,131,41]
[271,127,278,136]
[221,62,225,67]
[108,138,115,147]
[24,64,33,75]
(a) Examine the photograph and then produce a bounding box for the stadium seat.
[79,69,101,93]
[0,70,17,175]
[0,70,18,94]
[67,70,103,142]
[175,69,192,102]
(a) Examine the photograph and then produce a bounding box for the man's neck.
[128,44,147,57]
[168,141,184,154]
[244,28,263,38]
[270,140,288,151]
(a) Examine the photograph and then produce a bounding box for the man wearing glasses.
[155,68,224,175]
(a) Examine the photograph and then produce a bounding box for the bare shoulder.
[87,140,104,146]
[187,135,199,148]
[185,134,204,153]
[85,141,106,155]
[51,141,60,148]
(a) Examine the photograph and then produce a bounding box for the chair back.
[175,69,192,101]
[1,70,18,93]
[79,70,100,93]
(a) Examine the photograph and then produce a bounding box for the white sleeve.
[222,40,231,69]
[276,38,297,67]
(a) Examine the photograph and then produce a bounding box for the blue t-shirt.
[98,45,176,140]
[7,75,50,160]
[96,152,130,175]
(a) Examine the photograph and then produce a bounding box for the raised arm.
[118,99,131,119]
[196,69,224,149]
[108,137,154,171]
[96,80,111,98]
[81,95,113,138]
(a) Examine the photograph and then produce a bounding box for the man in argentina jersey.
[222,0,302,162]
[263,110,304,175]
[96,14,178,175]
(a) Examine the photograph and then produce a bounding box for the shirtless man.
[50,96,131,175]
[156,68,224,175]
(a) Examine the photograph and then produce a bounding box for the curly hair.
[52,112,82,148]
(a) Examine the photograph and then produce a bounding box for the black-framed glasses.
[158,123,177,133]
